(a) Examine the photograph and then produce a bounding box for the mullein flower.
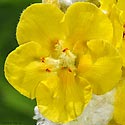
[116,0,125,68]
[100,0,125,50]
[4,2,122,123]
[100,1,125,125]
[100,0,123,48]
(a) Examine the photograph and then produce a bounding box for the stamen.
[40,41,76,73]
[46,68,51,72]
[55,40,62,52]
[63,48,69,52]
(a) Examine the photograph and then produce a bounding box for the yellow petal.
[117,0,125,20]
[100,0,125,21]
[121,40,125,67]
[36,69,92,123]
[43,0,60,8]
[4,42,52,99]
[78,40,122,94]
[64,2,113,50]
[100,0,117,13]
[16,3,64,57]
[84,0,101,7]
[114,78,125,125]
[109,5,123,48]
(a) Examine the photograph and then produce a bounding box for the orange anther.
[55,40,59,44]
[63,48,68,52]
[46,68,51,72]
[123,24,125,28]
[41,57,45,63]
[123,32,125,38]
[68,68,72,72]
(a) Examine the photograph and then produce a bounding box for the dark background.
[0,0,41,125]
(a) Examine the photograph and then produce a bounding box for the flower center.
[59,48,76,71]
[40,41,77,73]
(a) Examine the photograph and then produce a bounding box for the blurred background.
[0,0,41,124]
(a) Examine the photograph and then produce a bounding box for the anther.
[123,24,125,28]
[123,32,125,38]
[41,57,45,63]
[55,40,59,44]
[46,68,51,72]
[63,48,68,52]
[61,67,65,69]
[68,68,72,72]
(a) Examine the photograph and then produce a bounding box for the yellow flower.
[117,0,125,67]
[100,0,123,47]
[121,39,125,67]
[108,76,125,125]
[4,2,122,123]
[100,0,125,66]
[116,0,125,20]
[100,0,117,14]
[100,1,125,124]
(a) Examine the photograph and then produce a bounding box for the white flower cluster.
[33,89,115,125]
